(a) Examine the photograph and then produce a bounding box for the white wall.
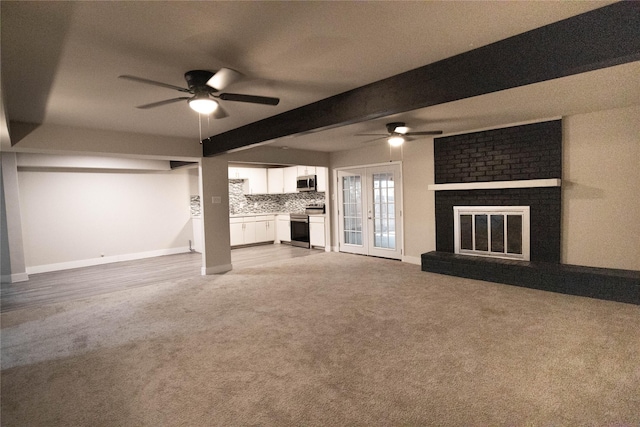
[562,105,640,270]
[18,167,195,272]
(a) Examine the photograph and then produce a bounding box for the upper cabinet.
[316,167,326,192]
[242,168,268,194]
[228,166,267,194]
[267,168,284,194]
[229,165,327,194]
[283,166,298,193]
[298,166,315,176]
[228,167,247,180]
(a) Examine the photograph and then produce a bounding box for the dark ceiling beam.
[203,1,640,156]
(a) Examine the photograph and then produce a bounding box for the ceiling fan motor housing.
[184,70,216,92]
[386,122,406,134]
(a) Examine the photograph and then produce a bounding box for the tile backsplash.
[229,179,325,215]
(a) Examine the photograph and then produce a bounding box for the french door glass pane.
[507,215,523,254]
[460,215,473,250]
[491,215,505,253]
[342,176,362,245]
[475,215,488,251]
[372,172,395,249]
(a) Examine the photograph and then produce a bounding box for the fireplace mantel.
[428,178,561,192]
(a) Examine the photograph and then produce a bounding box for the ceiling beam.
[203,2,640,156]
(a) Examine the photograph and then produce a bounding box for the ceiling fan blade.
[405,130,444,136]
[355,133,388,136]
[218,93,280,106]
[119,75,191,93]
[206,68,243,91]
[136,97,189,109]
[212,104,229,119]
[360,136,388,144]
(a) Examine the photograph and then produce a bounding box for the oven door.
[290,216,310,248]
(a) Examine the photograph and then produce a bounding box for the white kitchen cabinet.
[231,215,275,246]
[228,167,268,194]
[298,165,315,176]
[265,218,276,241]
[283,166,298,193]
[316,167,327,192]
[228,167,248,179]
[309,216,325,248]
[230,217,257,246]
[267,168,284,194]
[276,214,291,243]
[243,168,268,194]
[254,215,275,243]
[230,218,246,246]
[243,221,256,244]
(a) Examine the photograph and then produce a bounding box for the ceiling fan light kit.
[388,136,405,147]
[188,96,219,115]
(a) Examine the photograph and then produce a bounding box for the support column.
[1,152,29,283]
[199,156,232,275]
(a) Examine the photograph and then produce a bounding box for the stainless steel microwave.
[296,175,316,192]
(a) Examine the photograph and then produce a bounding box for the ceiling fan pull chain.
[199,113,202,143]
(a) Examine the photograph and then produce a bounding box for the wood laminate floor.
[1,244,323,313]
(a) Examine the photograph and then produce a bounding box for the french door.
[337,164,402,260]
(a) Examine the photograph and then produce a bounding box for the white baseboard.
[402,255,422,266]
[26,247,191,275]
[202,263,233,275]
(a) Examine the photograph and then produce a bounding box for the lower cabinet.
[230,214,324,247]
[254,216,275,243]
[309,216,325,248]
[230,215,275,246]
[276,214,291,243]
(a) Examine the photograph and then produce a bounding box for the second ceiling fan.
[358,122,443,146]
[119,68,280,118]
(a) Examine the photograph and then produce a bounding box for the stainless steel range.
[290,203,325,248]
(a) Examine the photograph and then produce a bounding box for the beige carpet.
[1,252,639,426]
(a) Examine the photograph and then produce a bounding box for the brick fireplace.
[422,120,640,304]
[433,120,562,262]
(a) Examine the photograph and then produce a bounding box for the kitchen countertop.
[229,212,325,218]
[229,212,288,218]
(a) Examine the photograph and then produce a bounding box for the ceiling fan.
[118,68,279,118]
[358,122,443,146]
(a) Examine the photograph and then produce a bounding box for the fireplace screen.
[454,206,530,261]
